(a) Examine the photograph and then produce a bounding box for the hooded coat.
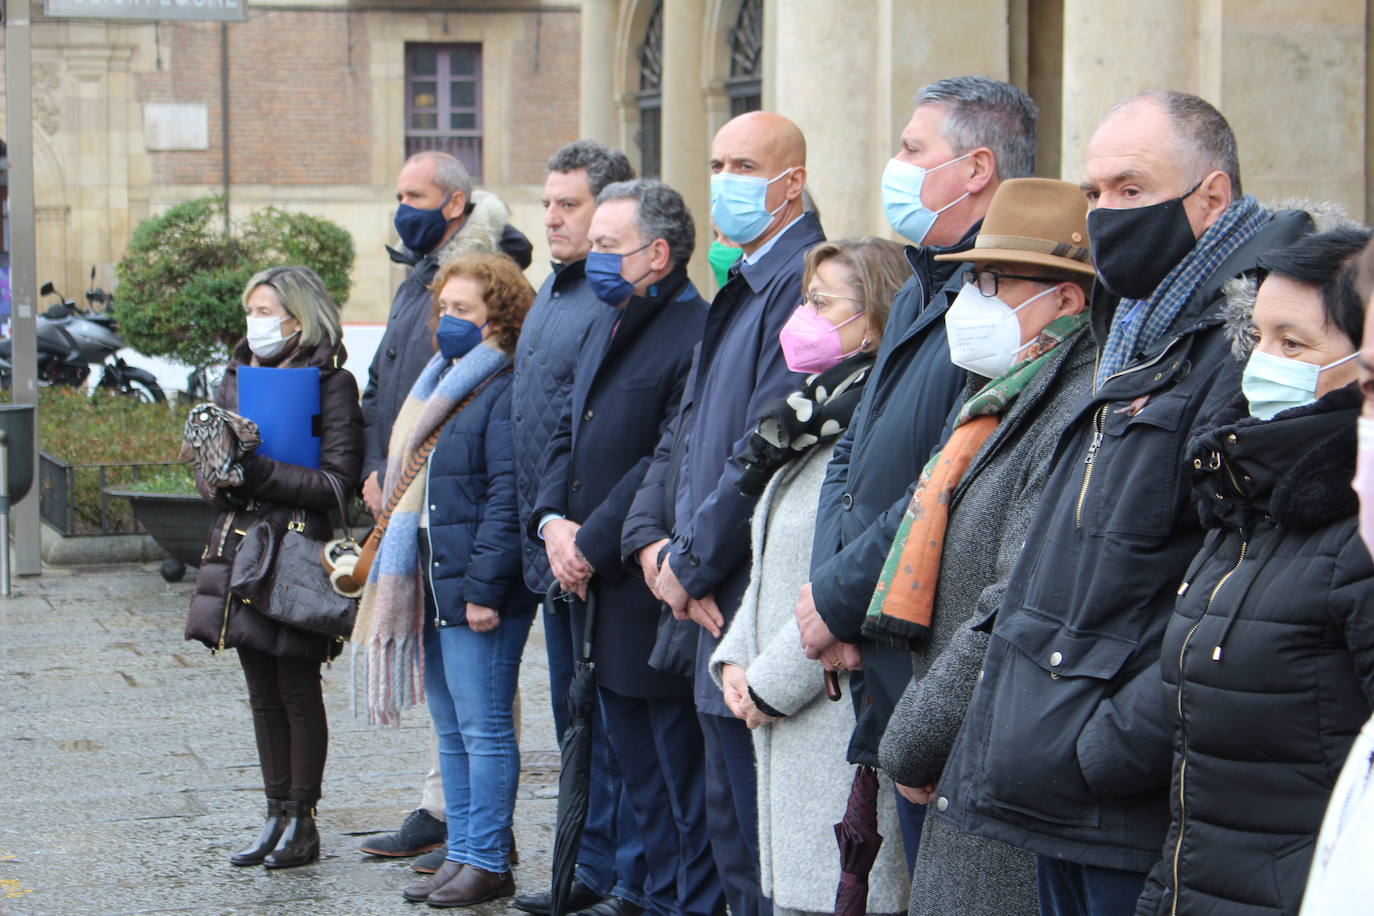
[360,189,513,484]
[185,337,364,661]
[1135,386,1374,916]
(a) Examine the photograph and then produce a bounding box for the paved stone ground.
[0,562,563,915]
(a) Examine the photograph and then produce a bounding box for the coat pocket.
[1088,391,1191,538]
[979,610,1136,828]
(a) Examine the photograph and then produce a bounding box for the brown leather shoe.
[402,858,463,903]
[426,864,515,908]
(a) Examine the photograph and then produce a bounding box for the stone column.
[660,0,712,291]
[579,0,617,143]
[1059,0,1200,180]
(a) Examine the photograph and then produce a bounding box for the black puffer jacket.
[185,338,364,661]
[1136,386,1374,916]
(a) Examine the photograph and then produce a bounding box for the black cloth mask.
[1087,179,1204,300]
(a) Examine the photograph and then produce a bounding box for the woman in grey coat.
[871,179,1098,916]
[709,238,912,916]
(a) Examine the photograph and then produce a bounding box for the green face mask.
[707,239,744,286]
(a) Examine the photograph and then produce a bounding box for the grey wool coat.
[877,326,1096,916]
[711,442,909,916]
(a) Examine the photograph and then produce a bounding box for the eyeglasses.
[961,267,1055,297]
[802,290,863,311]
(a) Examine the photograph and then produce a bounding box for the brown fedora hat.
[935,178,1095,277]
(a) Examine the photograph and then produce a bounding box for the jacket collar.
[899,219,982,335]
[1190,383,1360,531]
[549,257,587,290]
[737,211,826,294]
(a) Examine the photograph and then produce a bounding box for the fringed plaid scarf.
[351,343,509,724]
[862,313,1088,649]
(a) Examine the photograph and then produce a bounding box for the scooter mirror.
[40,282,54,296]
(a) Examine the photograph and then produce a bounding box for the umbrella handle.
[824,669,842,702]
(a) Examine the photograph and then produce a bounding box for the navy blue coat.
[625,213,824,717]
[936,209,1314,873]
[808,230,974,766]
[422,362,529,626]
[511,260,614,596]
[532,269,707,698]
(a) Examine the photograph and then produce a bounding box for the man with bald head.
[623,110,823,916]
[932,90,1314,915]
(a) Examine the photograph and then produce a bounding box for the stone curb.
[39,522,170,567]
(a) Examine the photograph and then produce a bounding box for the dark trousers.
[543,602,647,905]
[1036,857,1147,916]
[699,712,770,916]
[237,645,327,804]
[601,687,723,916]
[893,784,926,873]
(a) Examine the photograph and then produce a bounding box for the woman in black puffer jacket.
[1137,227,1374,916]
[184,265,363,871]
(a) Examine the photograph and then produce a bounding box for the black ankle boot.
[230,799,288,867]
[263,801,320,869]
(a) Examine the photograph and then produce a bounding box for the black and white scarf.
[735,351,874,496]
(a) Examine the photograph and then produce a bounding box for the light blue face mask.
[710,167,796,245]
[1241,348,1358,420]
[880,154,972,244]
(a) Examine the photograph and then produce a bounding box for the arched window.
[726,0,762,117]
[636,1,663,178]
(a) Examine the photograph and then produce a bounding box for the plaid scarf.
[863,313,1088,649]
[1094,195,1266,389]
[351,343,509,725]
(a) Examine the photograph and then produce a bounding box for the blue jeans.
[1036,857,1147,916]
[422,601,533,873]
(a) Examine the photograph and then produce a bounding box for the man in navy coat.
[533,179,720,916]
[623,111,822,916]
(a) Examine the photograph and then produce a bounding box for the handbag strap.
[373,365,512,537]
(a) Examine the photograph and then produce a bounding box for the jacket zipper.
[1170,534,1248,916]
[1074,405,1108,529]
[213,510,238,652]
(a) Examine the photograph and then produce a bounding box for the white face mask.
[245,315,298,359]
[944,284,1056,377]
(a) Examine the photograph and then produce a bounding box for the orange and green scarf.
[862,313,1087,649]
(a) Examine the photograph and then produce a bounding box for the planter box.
[103,489,216,568]
[40,451,183,536]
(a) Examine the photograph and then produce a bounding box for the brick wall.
[506,11,581,186]
[140,12,372,187]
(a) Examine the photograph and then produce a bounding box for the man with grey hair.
[356,148,527,861]
[530,178,720,916]
[933,90,1313,916]
[791,75,1037,870]
[509,141,650,916]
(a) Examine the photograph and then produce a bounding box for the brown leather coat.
[184,337,364,661]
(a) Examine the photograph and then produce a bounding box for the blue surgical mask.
[394,193,455,256]
[436,314,485,361]
[585,242,653,306]
[1241,348,1358,420]
[710,167,796,245]
[880,154,972,244]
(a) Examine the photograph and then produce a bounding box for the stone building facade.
[0,0,581,322]
[583,0,1371,292]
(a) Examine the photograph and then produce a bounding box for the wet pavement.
[0,563,562,915]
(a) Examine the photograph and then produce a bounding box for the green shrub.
[114,197,355,368]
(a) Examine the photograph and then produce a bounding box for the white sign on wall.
[143,103,210,151]
[44,0,246,22]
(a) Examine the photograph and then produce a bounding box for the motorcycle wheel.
[122,377,166,404]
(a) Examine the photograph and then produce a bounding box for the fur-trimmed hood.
[1222,199,1363,359]
[389,188,511,267]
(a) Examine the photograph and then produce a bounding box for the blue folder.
[237,366,321,469]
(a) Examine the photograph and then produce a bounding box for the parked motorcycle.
[0,271,166,403]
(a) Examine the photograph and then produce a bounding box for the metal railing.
[38,452,183,536]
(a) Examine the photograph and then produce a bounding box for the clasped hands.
[720,663,778,729]
[544,518,593,600]
[635,538,724,638]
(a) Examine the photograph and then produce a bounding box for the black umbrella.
[833,764,884,916]
[546,584,599,916]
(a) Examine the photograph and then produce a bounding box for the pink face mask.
[778,304,865,374]
[1355,416,1374,557]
